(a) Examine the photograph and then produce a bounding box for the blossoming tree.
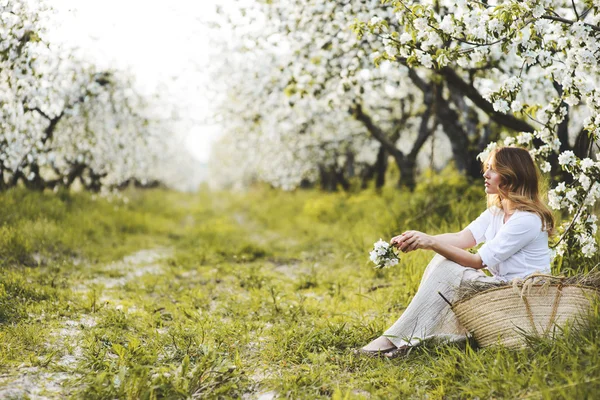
[1,0,195,192]
[210,0,468,190]
[354,0,600,264]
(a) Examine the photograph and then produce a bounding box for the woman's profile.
[360,146,555,358]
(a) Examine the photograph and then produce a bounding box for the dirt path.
[0,248,173,399]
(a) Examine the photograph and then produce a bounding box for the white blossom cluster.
[357,0,600,261]
[369,238,400,269]
[207,0,436,191]
[1,0,197,192]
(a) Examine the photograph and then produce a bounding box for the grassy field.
[1,172,600,399]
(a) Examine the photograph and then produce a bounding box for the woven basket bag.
[451,274,599,349]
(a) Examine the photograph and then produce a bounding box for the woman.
[360,147,555,358]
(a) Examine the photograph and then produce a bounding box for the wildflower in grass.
[369,238,400,269]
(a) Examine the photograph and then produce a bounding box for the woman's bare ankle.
[361,336,396,351]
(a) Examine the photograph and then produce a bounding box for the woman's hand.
[390,231,436,253]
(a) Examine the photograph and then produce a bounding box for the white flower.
[557,37,569,50]
[385,45,398,57]
[558,150,576,166]
[436,52,450,67]
[504,77,521,92]
[516,132,533,144]
[534,20,550,35]
[478,142,498,162]
[579,174,591,190]
[540,161,551,173]
[565,188,578,203]
[511,100,523,112]
[551,138,561,152]
[419,53,434,68]
[493,99,510,114]
[488,18,504,34]
[400,32,412,44]
[581,158,595,172]
[537,50,551,66]
[413,18,428,31]
[582,242,596,258]
[385,258,399,267]
[370,16,382,25]
[523,50,537,66]
[422,32,443,50]
[549,248,557,261]
[504,136,516,147]
[439,15,454,34]
[561,75,574,90]
[585,182,600,206]
[548,189,562,210]
[532,5,546,18]
[564,94,580,106]
[369,250,379,263]
[374,238,389,249]
[576,49,596,67]
[370,238,399,269]
[588,214,598,235]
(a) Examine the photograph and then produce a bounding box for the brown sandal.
[353,346,397,358]
[383,345,412,359]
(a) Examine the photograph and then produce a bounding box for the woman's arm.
[432,229,477,249]
[393,230,484,269]
[430,239,484,269]
[391,229,476,250]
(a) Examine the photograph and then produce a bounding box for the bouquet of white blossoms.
[369,239,400,269]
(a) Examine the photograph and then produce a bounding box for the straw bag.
[451,274,599,349]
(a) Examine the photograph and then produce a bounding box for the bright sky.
[46,0,224,163]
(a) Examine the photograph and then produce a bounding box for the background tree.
[208,0,453,191]
[1,0,197,192]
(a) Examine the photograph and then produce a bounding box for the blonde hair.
[485,147,555,235]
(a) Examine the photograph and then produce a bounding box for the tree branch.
[552,81,571,153]
[438,67,536,133]
[571,0,580,20]
[349,102,405,163]
[541,14,600,32]
[408,94,435,159]
[28,106,52,121]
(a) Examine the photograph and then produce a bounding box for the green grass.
[1,171,599,399]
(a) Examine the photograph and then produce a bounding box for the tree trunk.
[374,146,388,189]
[336,169,350,191]
[433,88,470,173]
[574,128,593,159]
[360,165,374,189]
[345,150,355,179]
[319,166,336,192]
[23,163,45,191]
[86,169,106,193]
[299,179,313,189]
[395,156,416,190]
[65,163,86,189]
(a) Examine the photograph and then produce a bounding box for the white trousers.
[384,254,500,347]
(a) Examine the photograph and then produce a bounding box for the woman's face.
[483,160,502,195]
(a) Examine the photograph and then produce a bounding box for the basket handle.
[517,273,565,299]
[520,273,566,284]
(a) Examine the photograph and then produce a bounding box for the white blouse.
[466,206,551,281]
